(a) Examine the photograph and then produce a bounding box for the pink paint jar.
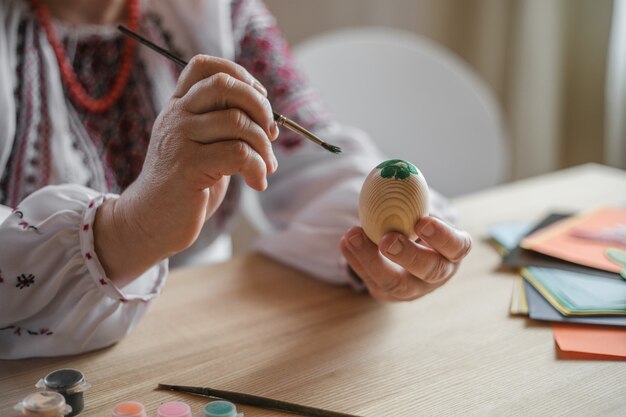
[156,401,192,417]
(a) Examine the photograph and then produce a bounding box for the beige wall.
[264,0,613,180]
[561,0,612,168]
[265,0,513,98]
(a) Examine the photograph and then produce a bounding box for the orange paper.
[521,207,626,273]
[553,323,626,360]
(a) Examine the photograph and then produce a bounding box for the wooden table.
[2,163,626,417]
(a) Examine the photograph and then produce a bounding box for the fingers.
[340,217,472,301]
[182,73,277,141]
[413,217,472,263]
[187,110,277,175]
[340,227,435,301]
[175,55,267,99]
[379,232,457,285]
[193,140,268,192]
[375,216,470,286]
[165,54,280,188]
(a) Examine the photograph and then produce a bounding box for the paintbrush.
[118,25,341,154]
[157,383,361,417]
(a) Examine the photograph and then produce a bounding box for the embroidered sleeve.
[231,0,332,154]
[0,184,167,359]
[231,0,456,287]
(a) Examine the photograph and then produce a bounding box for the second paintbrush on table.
[118,25,342,154]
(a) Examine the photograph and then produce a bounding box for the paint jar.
[202,401,243,417]
[14,391,72,417]
[156,401,192,417]
[36,369,91,417]
[111,401,147,417]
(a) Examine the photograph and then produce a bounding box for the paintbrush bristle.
[322,143,342,154]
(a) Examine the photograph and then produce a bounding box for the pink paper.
[521,207,626,273]
[553,323,626,360]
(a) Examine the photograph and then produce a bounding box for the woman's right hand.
[94,55,279,285]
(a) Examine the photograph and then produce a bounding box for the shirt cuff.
[78,193,167,303]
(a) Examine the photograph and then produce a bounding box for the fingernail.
[257,173,268,191]
[271,153,278,172]
[270,122,279,139]
[267,154,278,174]
[349,232,363,248]
[253,79,268,97]
[419,222,435,238]
[386,237,403,255]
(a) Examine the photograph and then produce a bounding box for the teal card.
[523,266,626,315]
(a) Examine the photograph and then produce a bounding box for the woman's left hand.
[339,216,472,301]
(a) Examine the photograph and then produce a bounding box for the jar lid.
[156,401,192,417]
[203,400,239,417]
[112,401,147,417]
[37,369,91,394]
[15,391,72,415]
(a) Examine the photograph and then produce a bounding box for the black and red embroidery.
[0,16,162,204]
[0,18,55,206]
[15,273,35,289]
[0,325,53,336]
[12,209,40,232]
[17,220,39,232]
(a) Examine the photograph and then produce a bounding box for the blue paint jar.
[203,401,243,417]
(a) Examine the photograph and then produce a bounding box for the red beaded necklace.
[32,0,140,113]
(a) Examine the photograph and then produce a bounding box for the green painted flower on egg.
[376,159,419,180]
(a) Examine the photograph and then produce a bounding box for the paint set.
[111,400,243,417]
[14,369,90,417]
[12,369,243,417]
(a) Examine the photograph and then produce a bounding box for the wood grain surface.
[1,164,625,417]
[359,163,429,244]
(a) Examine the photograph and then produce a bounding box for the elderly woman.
[0,0,471,358]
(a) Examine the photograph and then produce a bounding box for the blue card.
[524,280,626,327]
[523,266,626,315]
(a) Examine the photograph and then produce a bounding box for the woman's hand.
[340,216,472,301]
[95,55,279,285]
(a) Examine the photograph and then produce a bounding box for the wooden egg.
[358,159,429,244]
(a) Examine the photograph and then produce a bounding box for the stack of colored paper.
[488,207,626,360]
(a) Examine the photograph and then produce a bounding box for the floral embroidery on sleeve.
[12,209,40,232]
[0,325,53,336]
[15,273,35,289]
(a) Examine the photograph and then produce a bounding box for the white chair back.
[293,27,509,197]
